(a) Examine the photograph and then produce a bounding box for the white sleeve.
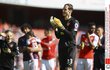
[93,35,99,47]
[35,37,41,43]
[74,20,79,31]
[0,36,3,40]
[27,39,30,45]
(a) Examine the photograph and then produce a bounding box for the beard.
[63,12,68,17]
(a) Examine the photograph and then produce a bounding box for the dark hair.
[26,31,35,38]
[97,25,104,30]
[64,3,73,12]
[97,25,104,28]
[45,28,53,32]
[88,22,96,28]
[20,23,32,32]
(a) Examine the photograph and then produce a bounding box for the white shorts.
[76,58,93,70]
[41,58,56,70]
[15,53,24,70]
[24,59,39,70]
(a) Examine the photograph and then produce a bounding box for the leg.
[48,58,56,70]
[41,59,47,70]
[85,59,93,70]
[101,64,105,70]
[93,52,100,70]
[16,53,24,70]
[24,61,30,70]
[59,58,67,70]
[76,59,84,70]
[33,59,39,70]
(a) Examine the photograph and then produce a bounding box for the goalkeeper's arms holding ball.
[50,3,79,70]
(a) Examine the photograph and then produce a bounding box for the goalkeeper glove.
[50,16,57,28]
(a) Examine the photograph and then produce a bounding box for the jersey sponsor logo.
[74,22,79,31]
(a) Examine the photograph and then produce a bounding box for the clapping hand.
[50,16,57,29]
[50,16,65,29]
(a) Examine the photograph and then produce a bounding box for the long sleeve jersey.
[55,17,79,59]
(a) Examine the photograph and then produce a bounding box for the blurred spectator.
[11,25,24,70]
[94,26,105,70]
[11,25,23,43]
[2,22,11,32]
[0,30,18,70]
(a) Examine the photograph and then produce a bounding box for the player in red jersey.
[77,23,99,70]
[41,28,57,70]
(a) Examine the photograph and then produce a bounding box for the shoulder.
[70,17,79,30]
[18,35,26,41]
[70,17,79,24]
[93,33,98,37]
[41,38,46,41]
[0,40,5,43]
[90,33,99,39]
[102,35,105,38]
[35,36,41,43]
[12,41,17,46]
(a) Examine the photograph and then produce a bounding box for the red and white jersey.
[27,37,41,59]
[27,37,41,48]
[79,33,99,59]
[41,36,56,60]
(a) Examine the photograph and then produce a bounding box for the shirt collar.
[100,35,103,39]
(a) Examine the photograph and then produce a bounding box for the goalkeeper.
[50,3,79,70]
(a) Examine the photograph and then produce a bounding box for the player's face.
[44,30,51,36]
[90,25,96,33]
[44,30,48,36]
[97,27,103,36]
[24,28,31,34]
[62,5,71,17]
[5,31,13,41]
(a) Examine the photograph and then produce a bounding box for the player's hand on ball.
[50,16,65,29]
[53,17,65,30]
[50,16,57,28]
[53,17,63,28]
